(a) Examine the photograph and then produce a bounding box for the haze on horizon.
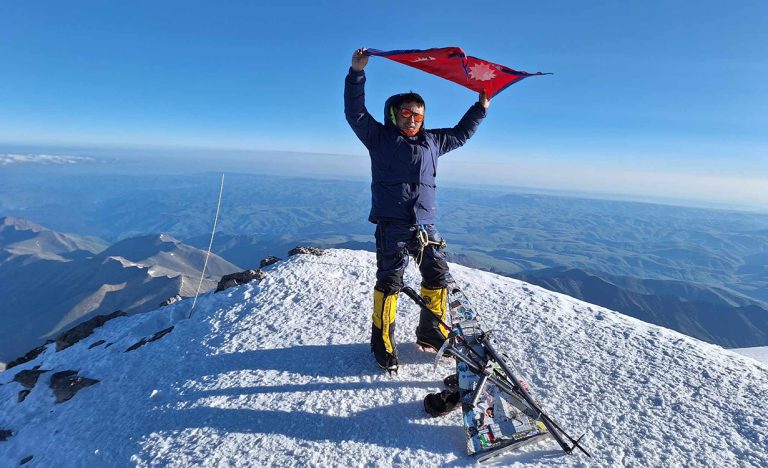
[2,147,765,213]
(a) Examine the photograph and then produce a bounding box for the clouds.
[0,154,96,166]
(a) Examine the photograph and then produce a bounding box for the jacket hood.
[384,93,425,136]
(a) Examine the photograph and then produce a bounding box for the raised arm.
[431,91,490,156]
[344,48,382,149]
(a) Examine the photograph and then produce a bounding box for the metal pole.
[189,173,225,319]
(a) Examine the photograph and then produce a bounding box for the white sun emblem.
[469,62,497,81]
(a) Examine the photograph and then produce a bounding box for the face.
[395,101,424,137]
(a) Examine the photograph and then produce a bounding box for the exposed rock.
[18,390,31,403]
[159,294,182,307]
[151,326,174,341]
[88,340,107,349]
[13,369,49,389]
[5,341,53,370]
[288,246,325,257]
[49,370,99,403]
[260,256,281,268]
[55,310,127,351]
[0,429,13,442]
[215,270,266,292]
[20,455,33,465]
[125,339,148,353]
[125,326,174,353]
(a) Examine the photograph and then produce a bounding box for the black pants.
[374,221,451,295]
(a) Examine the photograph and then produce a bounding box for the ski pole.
[482,335,591,457]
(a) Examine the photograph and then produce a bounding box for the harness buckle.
[415,225,447,266]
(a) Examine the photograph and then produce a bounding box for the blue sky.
[1,1,766,209]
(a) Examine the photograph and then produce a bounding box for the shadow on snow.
[135,343,472,456]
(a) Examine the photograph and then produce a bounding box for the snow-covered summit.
[1,249,766,467]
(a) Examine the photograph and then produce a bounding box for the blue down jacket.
[344,67,486,224]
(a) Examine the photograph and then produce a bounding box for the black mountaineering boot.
[443,373,458,390]
[415,285,449,352]
[372,288,398,374]
[423,388,461,417]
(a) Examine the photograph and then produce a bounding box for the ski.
[447,287,551,456]
[401,285,591,460]
[476,432,551,463]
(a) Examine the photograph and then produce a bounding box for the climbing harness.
[415,224,447,267]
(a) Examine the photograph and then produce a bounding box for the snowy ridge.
[0,216,106,261]
[1,249,766,467]
[0,224,238,365]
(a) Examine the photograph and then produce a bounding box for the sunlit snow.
[1,249,766,467]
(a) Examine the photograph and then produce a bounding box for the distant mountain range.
[2,170,766,357]
[514,267,768,348]
[0,217,240,368]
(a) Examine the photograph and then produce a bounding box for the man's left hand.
[479,90,491,109]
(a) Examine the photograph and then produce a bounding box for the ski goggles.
[398,108,424,122]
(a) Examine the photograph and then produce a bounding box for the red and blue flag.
[365,47,550,98]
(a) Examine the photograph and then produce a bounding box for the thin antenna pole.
[189,173,225,319]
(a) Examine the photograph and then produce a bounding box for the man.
[344,47,489,373]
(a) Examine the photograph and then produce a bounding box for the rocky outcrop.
[5,341,52,370]
[159,295,182,307]
[49,370,99,403]
[260,256,281,268]
[12,368,49,403]
[125,326,174,353]
[13,369,49,388]
[18,390,31,403]
[55,310,127,351]
[88,340,106,349]
[215,270,266,292]
[288,246,325,257]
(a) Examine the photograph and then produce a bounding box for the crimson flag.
[365,47,549,98]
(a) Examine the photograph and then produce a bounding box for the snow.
[732,347,768,366]
[1,249,766,467]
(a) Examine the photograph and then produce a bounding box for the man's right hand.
[351,48,369,71]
